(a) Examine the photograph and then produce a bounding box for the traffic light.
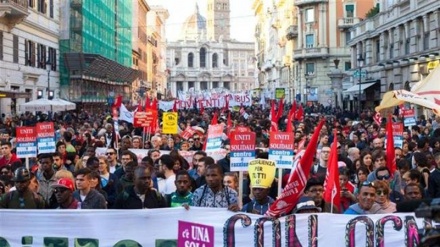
[48,90,54,100]
[37,90,43,99]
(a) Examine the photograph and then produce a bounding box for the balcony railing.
[0,0,29,28]
[338,17,361,29]
[286,25,298,40]
[293,47,329,60]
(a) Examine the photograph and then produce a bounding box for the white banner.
[0,209,424,246]
[159,93,253,111]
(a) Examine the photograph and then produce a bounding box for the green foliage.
[365,5,380,19]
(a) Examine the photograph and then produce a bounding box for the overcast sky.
[148,0,255,42]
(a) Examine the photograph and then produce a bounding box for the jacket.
[73,189,107,209]
[344,203,382,215]
[113,186,167,209]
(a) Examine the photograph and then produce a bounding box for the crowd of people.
[0,102,439,217]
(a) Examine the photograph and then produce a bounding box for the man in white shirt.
[158,154,176,196]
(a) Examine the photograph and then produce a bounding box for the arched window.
[212,53,218,68]
[200,48,206,68]
[188,53,194,68]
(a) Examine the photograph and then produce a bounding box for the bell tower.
[206,0,230,41]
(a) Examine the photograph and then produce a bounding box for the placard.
[230,132,256,171]
[162,112,178,134]
[15,126,37,158]
[248,159,276,188]
[275,88,285,99]
[178,221,214,247]
[134,110,157,128]
[205,124,223,155]
[36,122,55,154]
[269,132,294,168]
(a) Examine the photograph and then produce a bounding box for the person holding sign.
[241,159,276,215]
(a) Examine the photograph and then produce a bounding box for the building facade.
[0,0,60,115]
[254,0,376,106]
[348,0,440,112]
[167,2,255,98]
[59,0,138,109]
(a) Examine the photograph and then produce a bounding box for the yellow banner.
[162,112,178,134]
[248,159,276,188]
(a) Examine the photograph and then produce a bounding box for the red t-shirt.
[0,153,21,169]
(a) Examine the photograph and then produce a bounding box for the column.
[183,81,188,92]
[195,80,200,91]
[319,3,327,47]
[298,10,303,48]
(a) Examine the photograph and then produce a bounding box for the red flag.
[286,101,297,132]
[295,105,304,121]
[270,100,278,132]
[373,112,382,126]
[323,130,341,213]
[113,95,122,108]
[211,112,218,125]
[172,100,177,112]
[151,98,158,110]
[265,119,325,218]
[144,97,151,110]
[276,97,284,120]
[386,115,397,176]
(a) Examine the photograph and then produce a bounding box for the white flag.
[119,104,134,124]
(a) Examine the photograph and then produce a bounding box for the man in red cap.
[51,178,79,209]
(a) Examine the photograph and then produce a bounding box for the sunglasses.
[361,181,375,188]
[53,188,69,194]
[1,171,9,175]
[377,174,390,180]
[106,152,115,155]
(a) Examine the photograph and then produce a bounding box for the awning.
[344,82,378,93]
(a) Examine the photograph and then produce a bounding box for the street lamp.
[357,54,364,116]
[45,61,53,100]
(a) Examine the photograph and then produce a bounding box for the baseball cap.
[51,178,75,191]
[294,196,322,213]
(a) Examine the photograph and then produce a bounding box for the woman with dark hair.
[98,157,118,208]
[339,167,356,212]
[359,151,373,172]
[89,171,108,203]
[413,152,430,189]
[354,166,370,196]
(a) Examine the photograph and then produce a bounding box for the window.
[49,0,54,18]
[305,8,314,23]
[212,53,218,68]
[175,58,180,65]
[389,43,394,59]
[37,44,46,69]
[345,5,354,18]
[405,38,410,55]
[188,52,194,67]
[13,35,19,64]
[0,31,3,61]
[344,62,351,71]
[375,40,380,62]
[188,81,194,89]
[305,34,314,48]
[201,81,208,90]
[200,48,206,68]
[37,0,46,14]
[177,81,183,92]
[28,0,34,8]
[48,47,56,71]
[424,32,429,50]
[305,63,315,74]
[213,81,218,88]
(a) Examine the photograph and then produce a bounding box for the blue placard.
[16,142,38,158]
[37,137,56,154]
[230,151,256,171]
[268,149,294,168]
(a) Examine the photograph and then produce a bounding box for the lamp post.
[45,61,52,99]
[357,54,364,116]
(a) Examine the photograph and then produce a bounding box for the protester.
[114,165,167,209]
[344,181,382,214]
[166,170,193,208]
[0,167,45,209]
[72,168,107,209]
[51,178,79,209]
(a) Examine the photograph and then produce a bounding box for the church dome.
[181,4,206,40]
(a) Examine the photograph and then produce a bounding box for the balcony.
[293,47,329,60]
[286,25,298,40]
[0,0,29,29]
[71,19,82,33]
[294,0,328,7]
[338,17,361,29]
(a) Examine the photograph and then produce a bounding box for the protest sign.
[402,108,416,127]
[36,122,55,154]
[248,159,276,188]
[205,124,223,156]
[269,132,294,168]
[230,131,256,171]
[162,112,178,134]
[134,110,157,128]
[178,221,214,247]
[0,209,424,246]
[15,127,37,158]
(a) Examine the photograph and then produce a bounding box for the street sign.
[352,70,367,78]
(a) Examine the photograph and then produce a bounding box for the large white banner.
[0,208,424,246]
[159,93,252,111]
